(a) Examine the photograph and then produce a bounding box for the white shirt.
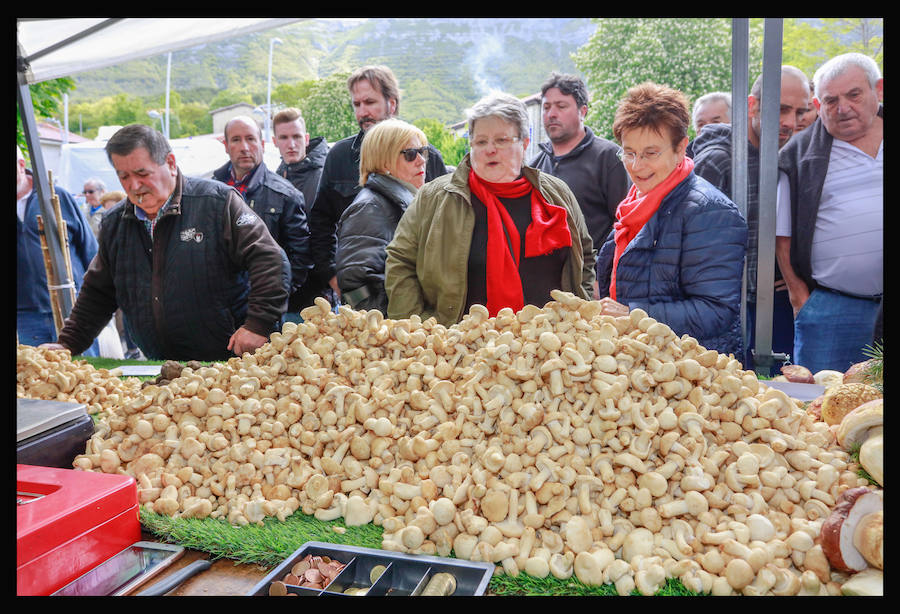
[776,138,883,296]
[17,190,32,223]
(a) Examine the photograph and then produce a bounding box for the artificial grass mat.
[139,507,704,596]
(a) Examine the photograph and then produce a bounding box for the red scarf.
[468,169,572,316]
[610,156,694,300]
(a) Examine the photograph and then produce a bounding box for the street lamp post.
[148,110,165,138]
[265,37,282,142]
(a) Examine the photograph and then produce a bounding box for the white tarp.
[57,135,284,198]
[17,17,301,84]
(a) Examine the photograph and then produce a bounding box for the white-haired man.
[776,53,883,372]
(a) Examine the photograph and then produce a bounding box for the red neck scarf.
[468,169,572,316]
[610,156,694,300]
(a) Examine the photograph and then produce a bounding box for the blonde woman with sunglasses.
[335,118,429,314]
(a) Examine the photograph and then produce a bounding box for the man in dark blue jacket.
[213,115,313,321]
[17,146,99,355]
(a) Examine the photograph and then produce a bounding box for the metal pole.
[731,18,750,364]
[17,69,76,325]
[753,17,789,375]
[165,52,172,139]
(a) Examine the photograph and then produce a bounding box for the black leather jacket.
[213,161,313,311]
[335,173,417,314]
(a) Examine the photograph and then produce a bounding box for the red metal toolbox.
[16,464,141,596]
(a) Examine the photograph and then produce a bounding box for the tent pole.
[731,18,750,366]
[753,17,790,375]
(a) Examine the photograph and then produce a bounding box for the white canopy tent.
[17,18,301,84]
[17,17,302,324]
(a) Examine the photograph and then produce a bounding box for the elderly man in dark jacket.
[213,115,313,319]
[50,124,290,361]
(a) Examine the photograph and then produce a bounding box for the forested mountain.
[68,18,595,125]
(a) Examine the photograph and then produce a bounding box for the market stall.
[16,292,884,597]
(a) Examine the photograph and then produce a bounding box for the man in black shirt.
[309,65,448,304]
[529,73,630,298]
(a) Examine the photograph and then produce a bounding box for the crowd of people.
[17,52,882,374]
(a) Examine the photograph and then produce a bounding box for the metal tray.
[247,541,494,596]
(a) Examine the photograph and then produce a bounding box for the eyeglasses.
[617,149,664,165]
[470,136,521,150]
[84,189,97,194]
[400,147,429,162]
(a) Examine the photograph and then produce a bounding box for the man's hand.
[227,326,269,357]
[38,342,67,351]
[598,297,630,318]
[786,282,810,318]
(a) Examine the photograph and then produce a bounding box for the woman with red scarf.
[385,92,595,326]
[595,82,748,358]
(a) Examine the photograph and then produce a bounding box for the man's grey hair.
[691,92,732,131]
[466,92,530,141]
[84,177,106,191]
[750,65,810,100]
[105,124,172,166]
[813,52,882,99]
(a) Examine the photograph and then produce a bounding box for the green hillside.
[67,18,594,126]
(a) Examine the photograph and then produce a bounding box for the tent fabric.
[17,18,301,84]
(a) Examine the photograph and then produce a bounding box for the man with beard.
[308,65,448,304]
[529,72,629,297]
[692,65,811,373]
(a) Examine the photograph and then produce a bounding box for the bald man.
[213,115,313,322]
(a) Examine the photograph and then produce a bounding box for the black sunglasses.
[400,147,429,162]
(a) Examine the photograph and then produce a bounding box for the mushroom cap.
[819,383,882,426]
[813,369,844,389]
[820,487,883,573]
[843,359,877,384]
[836,398,883,449]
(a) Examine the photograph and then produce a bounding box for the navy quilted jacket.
[596,172,747,357]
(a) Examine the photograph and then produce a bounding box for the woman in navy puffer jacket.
[595,82,747,358]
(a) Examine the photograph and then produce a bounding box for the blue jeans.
[745,288,795,376]
[17,311,99,357]
[793,288,881,373]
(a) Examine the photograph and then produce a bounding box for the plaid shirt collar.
[225,163,255,197]
[134,195,174,238]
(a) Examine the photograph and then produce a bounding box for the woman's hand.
[597,297,630,317]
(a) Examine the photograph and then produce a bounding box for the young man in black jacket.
[309,65,448,305]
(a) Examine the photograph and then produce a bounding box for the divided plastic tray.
[248,541,494,596]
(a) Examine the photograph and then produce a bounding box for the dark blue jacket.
[596,172,748,357]
[212,160,312,312]
[17,172,97,314]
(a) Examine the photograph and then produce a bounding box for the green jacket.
[385,155,596,326]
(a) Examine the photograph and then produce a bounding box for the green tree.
[297,72,357,143]
[16,77,76,155]
[573,18,764,141]
[782,18,883,84]
[414,117,468,167]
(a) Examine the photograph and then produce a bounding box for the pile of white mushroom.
[62,292,879,595]
[17,344,143,418]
